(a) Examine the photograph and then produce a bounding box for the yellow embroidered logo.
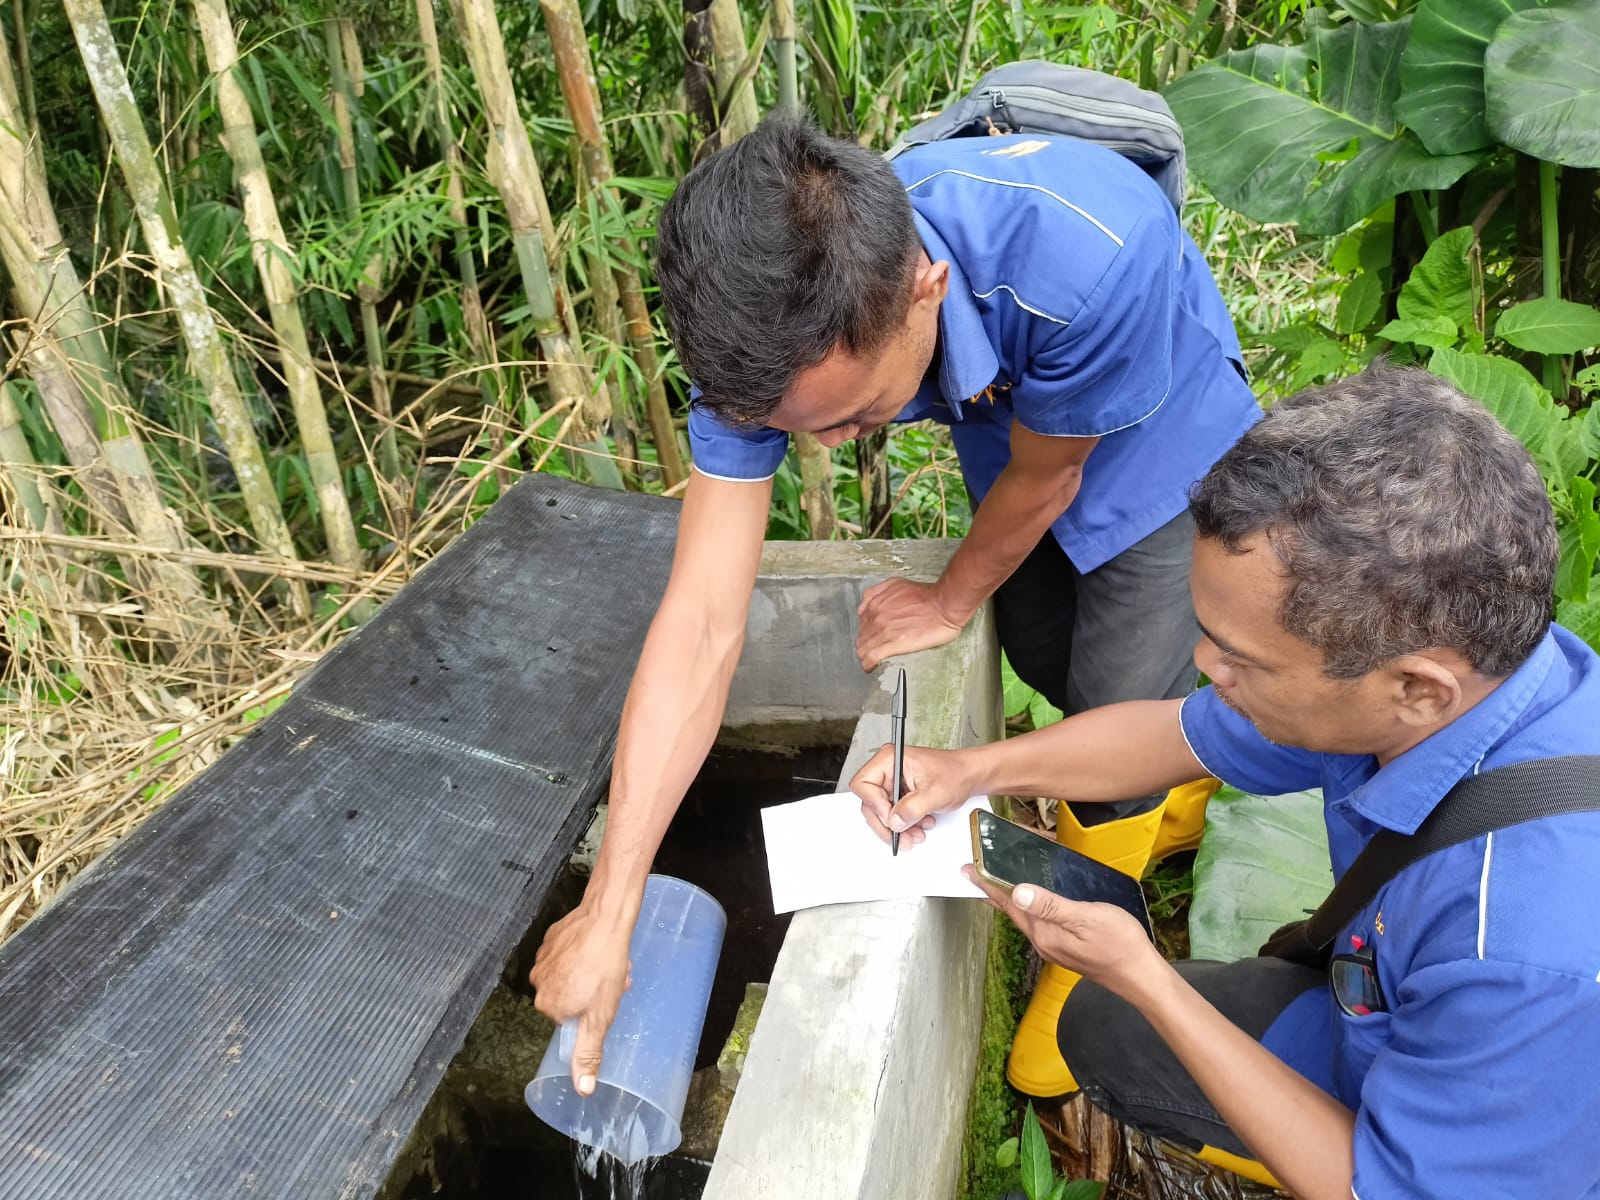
[1374,910,1385,936]
[981,139,1051,159]
[968,380,1013,406]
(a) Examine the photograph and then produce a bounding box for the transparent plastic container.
[525,874,726,1165]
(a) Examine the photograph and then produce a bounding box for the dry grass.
[0,381,647,944]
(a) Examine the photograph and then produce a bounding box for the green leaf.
[1331,230,1364,275]
[1002,655,1038,720]
[1495,299,1600,355]
[1029,692,1064,730]
[1427,347,1572,482]
[1189,786,1332,962]
[1376,314,1458,348]
[1396,0,1548,156]
[1557,477,1600,605]
[1060,1184,1106,1200]
[1020,1100,1054,1200]
[1335,270,1384,335]
[1396,226,1476,330]
[1164,18,1483,235]
[1580,404,1600,460]
[1484,0,1600,167]
[1288,337,1348,392]
[1557,591,1600,653]
[994,1136,1020,1169]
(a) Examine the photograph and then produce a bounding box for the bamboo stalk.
[192,0,366,575]
[540,0,687,488]
[0,21,223,643]
[449,0,623,489]
[0,380,56,531]
[325,17,400,486]
[707,0,760,141]
[64,0,309,616]
[773,0,799,115]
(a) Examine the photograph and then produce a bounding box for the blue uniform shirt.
[1181,625,1600,1197]
[686,135,1261,572]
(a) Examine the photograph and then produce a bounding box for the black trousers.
[1059,957,1327,1159]
[992,511,1201,824]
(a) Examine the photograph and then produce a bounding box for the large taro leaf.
[1485,0,1600,167]
[1188,786,1331,964]
[1396,0,1548,157]
[1165,17,1482,236]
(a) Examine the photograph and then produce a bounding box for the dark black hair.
[655,116,920,425]
[1191,364,1557,678]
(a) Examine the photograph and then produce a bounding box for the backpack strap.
[1299,754,1600,956]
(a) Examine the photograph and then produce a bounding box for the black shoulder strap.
[1302,754,1600,953]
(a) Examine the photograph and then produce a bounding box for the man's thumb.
[571,1015,606,1096]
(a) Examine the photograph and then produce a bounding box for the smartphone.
[969,809,1154,940]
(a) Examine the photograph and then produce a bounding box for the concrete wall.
[707,539,1004,1200]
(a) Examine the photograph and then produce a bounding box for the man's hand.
[528,903,635,1094]
[855,578,967,672]
[964,867,1167,1002]
[851,742,980,847]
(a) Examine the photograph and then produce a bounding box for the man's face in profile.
[765,254,948,448]
[1189,532,1393,755]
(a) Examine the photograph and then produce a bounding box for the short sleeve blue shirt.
[686,135,1261,571]
[1180,625,1600,1197]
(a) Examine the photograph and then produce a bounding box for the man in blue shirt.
[529,116,1259,1100]
[855,366,1600,1196]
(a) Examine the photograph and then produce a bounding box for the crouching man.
[854,365,1600,1197]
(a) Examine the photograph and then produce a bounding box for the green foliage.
[1164,17,1480,235]
[1167,0,1599,233]
[1183,3,1600,650]
[1002,653,1063,731]
[1017,1100,1104,1200]
[1395,0,1546,157]
[1496,300,1600,356]
[1483,0,1600,168]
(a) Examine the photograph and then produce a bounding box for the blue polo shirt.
[1181,625,1600,1197]
[686,135,1261,572]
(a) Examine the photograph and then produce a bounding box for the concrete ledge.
[707,540,1002,1200]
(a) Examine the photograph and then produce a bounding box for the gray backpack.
[886,61,1187,215]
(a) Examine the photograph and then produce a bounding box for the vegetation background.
[1,0,1596,1192]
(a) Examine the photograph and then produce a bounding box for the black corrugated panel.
[0,474,679,1198]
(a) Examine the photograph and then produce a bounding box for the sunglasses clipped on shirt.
[1330,945,1386,1017]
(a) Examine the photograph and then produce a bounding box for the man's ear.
[1387,652,1468,728]
[912,258,950,308]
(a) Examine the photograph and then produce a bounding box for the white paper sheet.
[760,792,992,914]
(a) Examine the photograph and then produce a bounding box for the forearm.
[935,460,1081,621]
[960,698,1202,803]
[1127,963,1356,1199]
[583,604,743,920]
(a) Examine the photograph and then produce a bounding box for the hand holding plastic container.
[526,874,726,1166]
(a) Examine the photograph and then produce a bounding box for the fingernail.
[578,1074,596,1095]
[888,814,907,832]
[1013,886,1035,910]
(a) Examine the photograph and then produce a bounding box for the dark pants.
[993,511,1201,824]
[1059,957,1328,1159]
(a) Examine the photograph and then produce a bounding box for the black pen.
[889,667,907,857]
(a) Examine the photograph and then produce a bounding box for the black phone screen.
[972,811,1154,940]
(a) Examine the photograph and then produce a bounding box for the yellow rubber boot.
[1151,777,1221,863]
[1194,1143,1282,1189]
[1005,801,1165,1097]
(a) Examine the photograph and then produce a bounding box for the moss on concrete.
[958,911,1031,1200]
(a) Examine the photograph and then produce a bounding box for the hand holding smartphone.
[969,809,1154,941]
